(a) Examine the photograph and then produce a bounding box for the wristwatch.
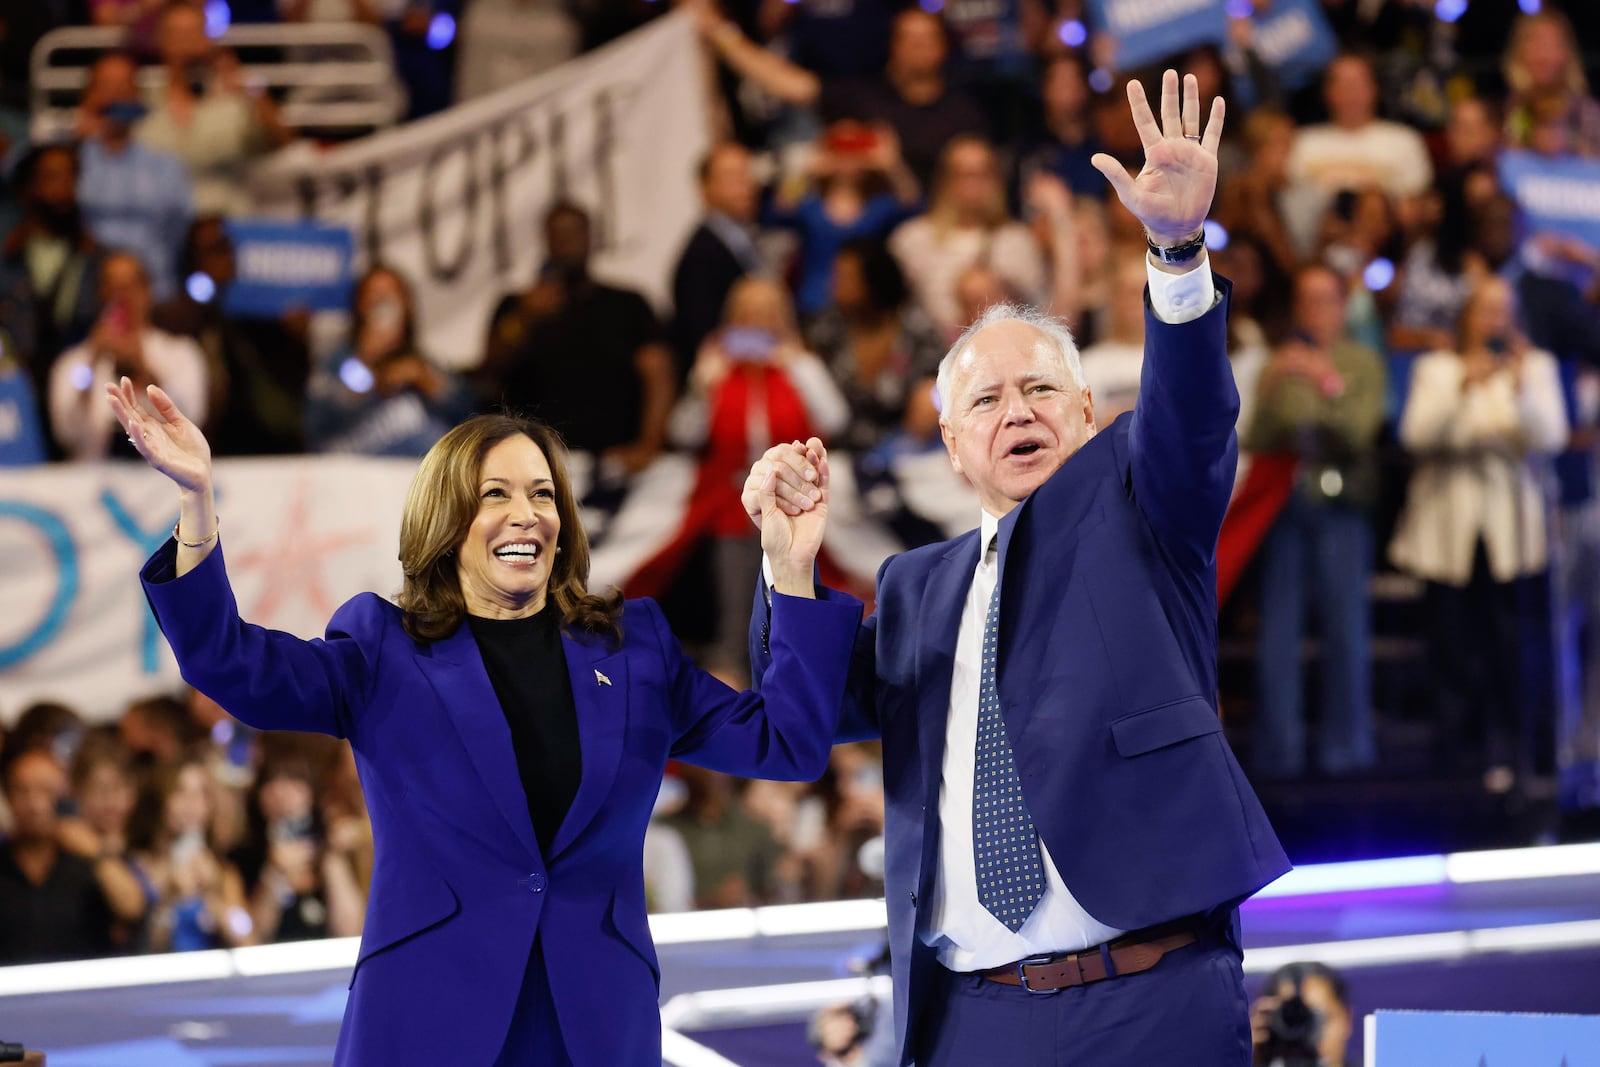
[1146,227,1206,265]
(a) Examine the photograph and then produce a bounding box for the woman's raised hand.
[105,376,214,493]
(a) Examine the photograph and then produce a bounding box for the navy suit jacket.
[143,543,863,1066]
[752,279,1290,1063]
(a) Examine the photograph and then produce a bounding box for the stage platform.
[5,845,1599,1066]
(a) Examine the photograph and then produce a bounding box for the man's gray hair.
[935,302,1087,419]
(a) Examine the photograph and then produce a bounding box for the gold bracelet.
[173,519,220,549]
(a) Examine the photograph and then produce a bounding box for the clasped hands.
[742,437,830,598]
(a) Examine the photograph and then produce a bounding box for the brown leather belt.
[978,922,1201,993]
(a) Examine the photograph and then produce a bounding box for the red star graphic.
[232,476,376,625]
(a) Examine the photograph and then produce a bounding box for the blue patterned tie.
[973,545,1046,932]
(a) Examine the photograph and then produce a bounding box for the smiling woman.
[393,416,619,642]
[102,385,865,1066]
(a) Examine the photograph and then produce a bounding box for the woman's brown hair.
[396,413,623,644]
[127,755,213,854]
[927,135,1009,239]
[1504,12,1590,99]
[349,264,419,361]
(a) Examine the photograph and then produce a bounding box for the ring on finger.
[1184,133,1200,142]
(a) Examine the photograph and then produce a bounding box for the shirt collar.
[980,510,1002,557]
[705,210,753,241]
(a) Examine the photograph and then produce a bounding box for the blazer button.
[526,872,547,893]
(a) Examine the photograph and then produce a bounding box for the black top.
[490,281,662,454]
[467,606,582,855]
[670,224,747,380]
[0,842,115,964]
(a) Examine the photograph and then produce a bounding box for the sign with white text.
[1086,0,1228,71]
[1499,150,1600,254]
[1246,0,1338,91]
[222,219,355,317]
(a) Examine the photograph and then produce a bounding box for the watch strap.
[1146,227,1206,264]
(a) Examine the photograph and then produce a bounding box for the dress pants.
[1424,540,1523,773]
[914,916,1251,1067]
[1254,490,1376,778]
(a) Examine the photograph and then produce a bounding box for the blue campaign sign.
[1086,0,1228,71]
[1366,1010,1600,1066]
[1247,0,1338,91]
[222,219,355,317]
[0,363,46,466]
[1498,150,1600,254]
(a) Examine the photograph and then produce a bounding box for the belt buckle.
[1015,954,1067,995]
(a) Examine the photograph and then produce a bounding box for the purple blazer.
[142,543,862,1065]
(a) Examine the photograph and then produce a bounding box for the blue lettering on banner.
[1499,150,1600,253]
[222,219,356,318]
[1085,0,1227,70]
[0,503,79,670]
[100,489,180,674]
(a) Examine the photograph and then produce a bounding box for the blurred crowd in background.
[3,0,1600,986]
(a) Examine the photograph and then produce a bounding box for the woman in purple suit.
[106,379,861,1065]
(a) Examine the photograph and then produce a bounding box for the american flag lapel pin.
[594,669,612,687]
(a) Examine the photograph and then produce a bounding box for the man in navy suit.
[747,71,1289,1065]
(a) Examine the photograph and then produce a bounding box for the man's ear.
[1082,384,1096,430]
[940,417,963,476]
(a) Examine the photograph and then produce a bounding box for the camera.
[806,997,875,1058]
[272,813,315,844]
[1255,960,1350,1067]
[1257,992,1323,1067]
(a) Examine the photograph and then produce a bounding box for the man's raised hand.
[1091,70,1224,247]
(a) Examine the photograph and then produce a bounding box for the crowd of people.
[2,0,1600,976]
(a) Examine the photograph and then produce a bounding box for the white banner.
[1,449,978,724]
[1,458,415,722]
[250,15,710,365]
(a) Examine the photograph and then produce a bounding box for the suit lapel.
[547,634,628,859]
[915,535,979,807]
[418,625,541,861]
[994,498,1028,682]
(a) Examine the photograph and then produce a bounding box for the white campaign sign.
[249,15,711,365]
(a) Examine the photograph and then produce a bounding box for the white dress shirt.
[924,510,1126,969]
[769,256,1219,971]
